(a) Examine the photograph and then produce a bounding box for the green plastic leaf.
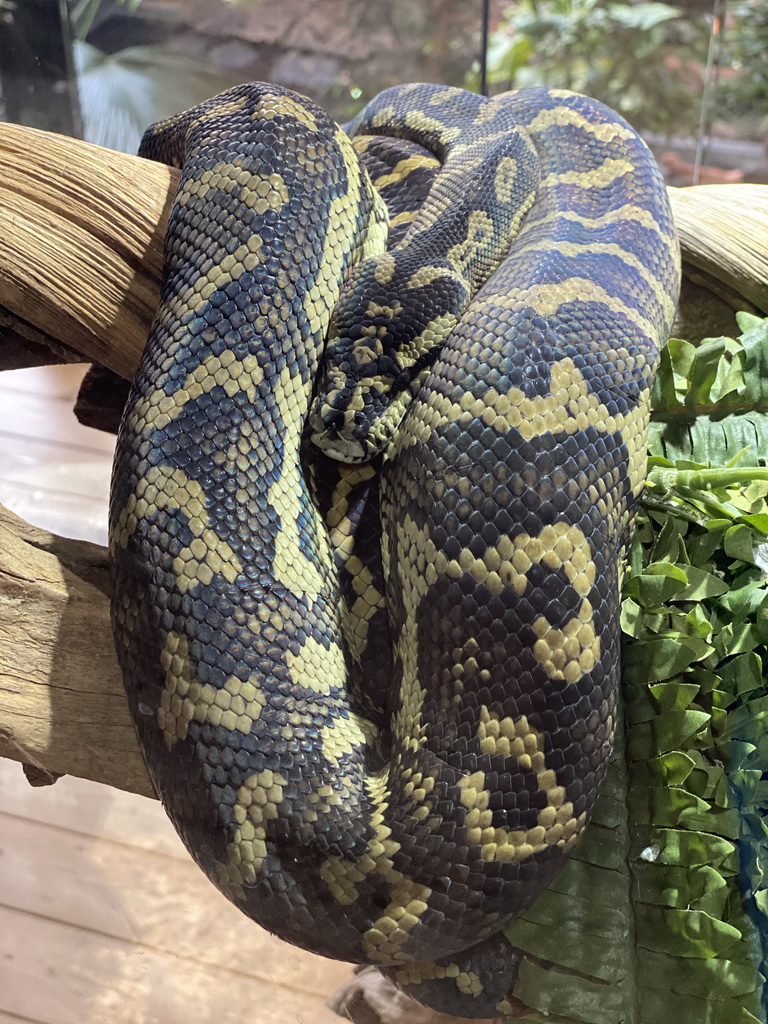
[624,563,688,606]
[640,751,696,787]
[685,338,729,408]
[720,652,765,696]
[649,682,701,711]
[623,637,714,683]
[649,316,768,464]
[675,565,730,600]
[741,513,768,535]
[629,710,709,758]
[652,339,687,410]
[631,829,738,870]
[621,596,644,637]
[636,906,742,958]
[632,863,726,910]
[648,413,768,467]
[726,524,761,564]
[513,956,627,1023]
[640,946,759,995]
[721,570,768,620]
[740,314,768,407]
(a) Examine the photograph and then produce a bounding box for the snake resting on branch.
[109,81,680,1017]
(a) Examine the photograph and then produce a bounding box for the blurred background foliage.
[468,0,705,136]
[717,0,768,139]
[472,0,768,140]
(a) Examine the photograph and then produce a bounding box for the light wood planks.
[0,761,352,1024]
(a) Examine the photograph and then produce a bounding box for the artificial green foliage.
[649,314,768,467]
[504,315,768,1023]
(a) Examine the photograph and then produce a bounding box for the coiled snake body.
[110,82,680,1017]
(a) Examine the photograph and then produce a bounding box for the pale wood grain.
[0,503,153,798]
[0,809,352,998]
[1,121,767,387]
[0,904,348,1024]
[669,184,768,313]
[0,759,355,1023]
[0,760,174,855]
[0,122,177,380]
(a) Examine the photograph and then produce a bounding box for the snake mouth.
[309,428,369,463]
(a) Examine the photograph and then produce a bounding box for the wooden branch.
[1,120,767,383]
[0,122,178,380]
[1,120,768,802]
[0,307,76,369]
[668,184,768,314]
[0,503,154,798]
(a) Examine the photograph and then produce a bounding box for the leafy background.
[59,1,768,151]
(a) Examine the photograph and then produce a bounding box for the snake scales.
[110,82,680,1017]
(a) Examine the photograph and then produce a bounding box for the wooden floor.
[0,365,352,1024]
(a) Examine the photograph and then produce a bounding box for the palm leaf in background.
[71,0,236,153]
[74,39,236,153]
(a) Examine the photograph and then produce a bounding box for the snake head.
[309,253,466,462]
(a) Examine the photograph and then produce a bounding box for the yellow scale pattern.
[109,81,680,1019]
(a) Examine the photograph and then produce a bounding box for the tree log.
[1,120,768,800]
[1,121,768,382]
[0,121,178,379]
[0,504,154,797]
[669,183,768,314]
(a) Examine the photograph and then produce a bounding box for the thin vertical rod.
[693,0,725,186]
[480,0,491,96]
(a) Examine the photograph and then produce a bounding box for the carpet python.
[110,81,680,1018]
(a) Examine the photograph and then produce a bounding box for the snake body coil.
[110,82,680,1017]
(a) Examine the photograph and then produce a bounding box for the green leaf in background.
[649,316,768,466]
[468,0,707,138]
[740,313,768,408]
[75,40,238,154]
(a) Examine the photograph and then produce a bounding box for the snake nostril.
[322,403,347,435]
